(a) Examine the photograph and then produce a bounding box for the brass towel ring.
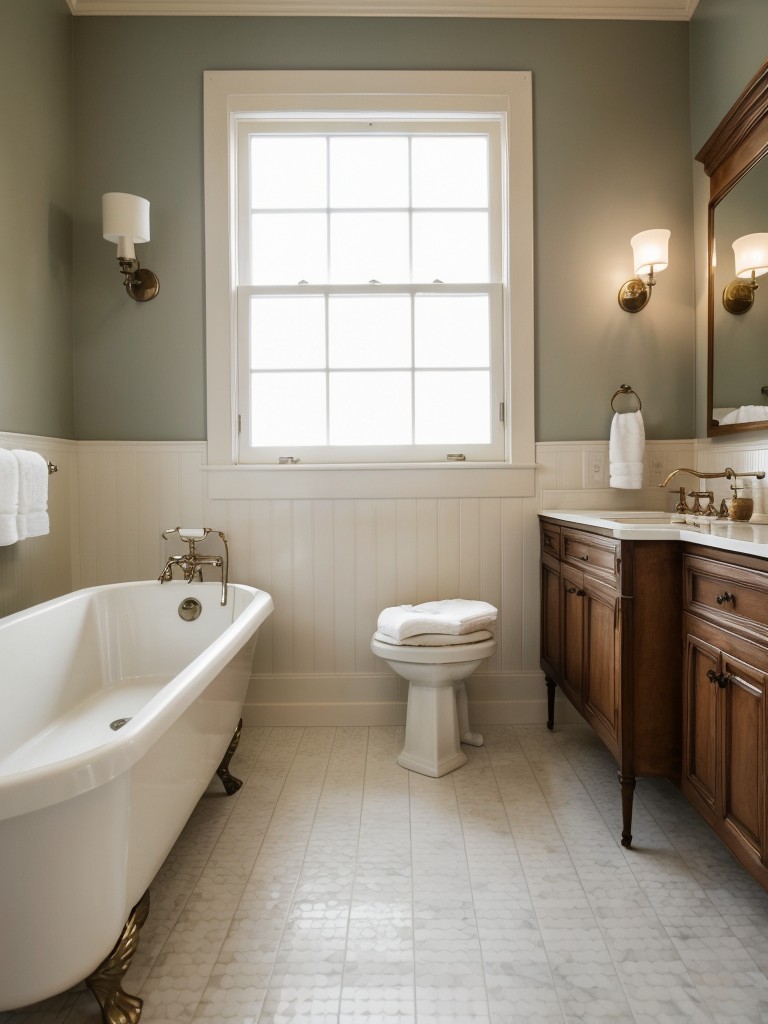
[610,384,642,413]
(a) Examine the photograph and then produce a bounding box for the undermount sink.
[597,513,674,524]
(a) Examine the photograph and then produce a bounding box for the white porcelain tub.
[0,579,273,1013]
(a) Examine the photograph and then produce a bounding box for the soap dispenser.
[728,481,754,521]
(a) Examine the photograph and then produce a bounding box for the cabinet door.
[560,565,585,706]
[540,554,561,680]
[721,650,767,858]
[582,576,620,747]
[682,626,720,815]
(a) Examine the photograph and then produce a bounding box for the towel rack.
[611,384,642,413]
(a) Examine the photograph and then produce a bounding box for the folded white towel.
[376,599,498,643]
[0,449,19,546]
[719,405,768,425]
[374,629,494,647]
[13,450,49,539]
[609,410,645,490]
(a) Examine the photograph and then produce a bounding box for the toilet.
[371,614,497,777]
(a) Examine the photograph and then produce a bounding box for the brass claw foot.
[85,889,149,1024]
[216,718,244,795]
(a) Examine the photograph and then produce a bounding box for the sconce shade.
[103,192,150,261]
[102,192,159,302]
[732,233,768,279]
[631,228,670,276]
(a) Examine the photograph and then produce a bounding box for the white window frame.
[203,70,534,497]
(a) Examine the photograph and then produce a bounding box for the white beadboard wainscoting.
[76,441,548,726]
[6,432,768,727]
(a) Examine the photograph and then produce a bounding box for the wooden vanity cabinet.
[540,518,682,847]
[540,523,561,686]
[682,548,768,885]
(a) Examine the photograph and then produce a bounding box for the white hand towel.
[376,599,498,643]
[13,450,49,539]
[609,410,645,490]
[0,449,19,546]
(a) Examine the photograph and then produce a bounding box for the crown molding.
[65,0,699,19]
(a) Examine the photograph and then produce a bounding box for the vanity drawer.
[562,529,620,582]
[541,522,561,560]
[684,554,768,643]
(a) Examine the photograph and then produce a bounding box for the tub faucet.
[159,527,230,605]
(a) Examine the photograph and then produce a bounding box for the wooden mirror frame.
[697,58,768,436]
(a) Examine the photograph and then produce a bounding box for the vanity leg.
[216,718,244,795]
[85,890,149,1024]
[546,678,556,731]
[618,772,636,848]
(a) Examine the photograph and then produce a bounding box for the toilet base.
[398,679,481,778]
[398,747,467,777]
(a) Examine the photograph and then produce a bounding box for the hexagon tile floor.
[3,723,768,1024]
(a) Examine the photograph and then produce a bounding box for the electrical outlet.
[584,449,607,488]
[649,451,666,485]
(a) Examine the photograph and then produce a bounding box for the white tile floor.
[4,723,768,1023]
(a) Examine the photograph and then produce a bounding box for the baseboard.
[242,670,583,727]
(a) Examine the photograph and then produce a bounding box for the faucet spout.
[659,467,723,488]
[659,466,765,488]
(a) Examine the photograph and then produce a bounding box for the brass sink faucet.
[659,466,765,518]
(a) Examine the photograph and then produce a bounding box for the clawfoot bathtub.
[0,579,273,1020]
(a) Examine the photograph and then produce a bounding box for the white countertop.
[540,510,768,560]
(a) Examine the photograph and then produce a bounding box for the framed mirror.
[697,59,768,435]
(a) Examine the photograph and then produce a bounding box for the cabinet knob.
[706,668,730,688]
[706,669,718,683]
[578,554,589,561]
[716,591,735,606]
[566,586,585,596]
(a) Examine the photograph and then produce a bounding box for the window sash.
[236,118,503,288]
[236,283,504,464]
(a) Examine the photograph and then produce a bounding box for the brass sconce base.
[722,278,756,315]
[118,258,160,302]
[618,277,651,313]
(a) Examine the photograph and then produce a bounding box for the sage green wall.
[0,0,74,438]
[73,17,693,443]
[690,0,768,152]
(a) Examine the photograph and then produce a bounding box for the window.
[204,71,533,478]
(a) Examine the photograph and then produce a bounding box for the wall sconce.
[722,233,768,314]
[102,192,160,302]
[617,228,670,313]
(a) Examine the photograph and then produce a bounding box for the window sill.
[203,462,536,500]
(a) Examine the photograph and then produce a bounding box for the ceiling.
[66,0,700,19]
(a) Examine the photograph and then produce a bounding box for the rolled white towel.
[376,599,497,643]
[13,450,49,539]
[609,410,645,490]
[0,449,19,546]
